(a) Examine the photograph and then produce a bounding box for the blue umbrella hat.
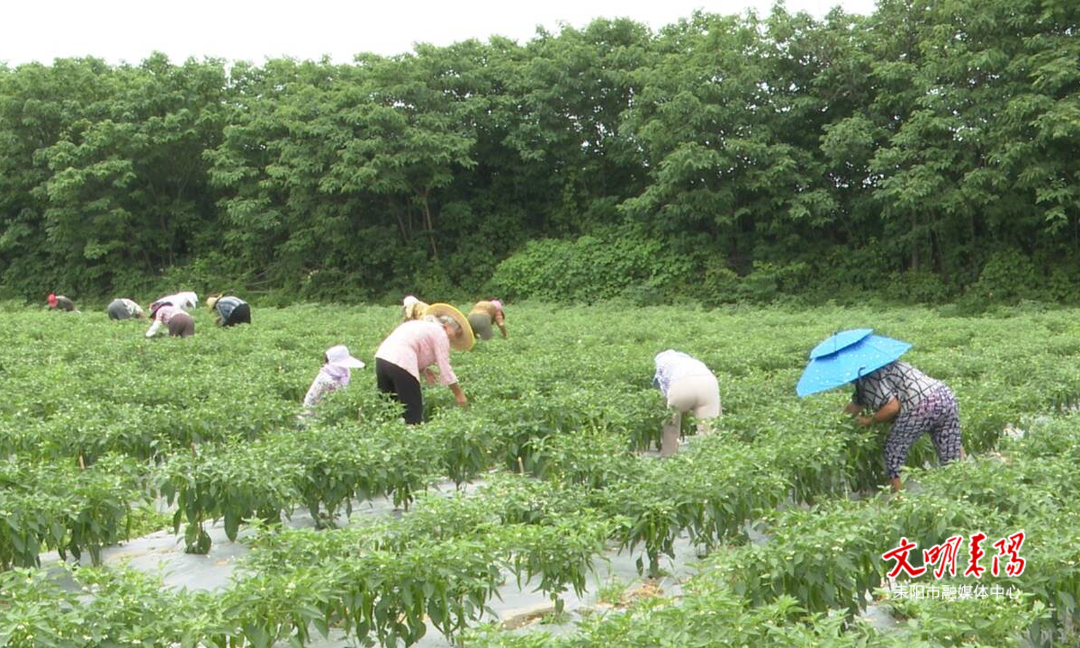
[796,329,912,397]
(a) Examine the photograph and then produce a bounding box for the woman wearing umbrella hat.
[798,329,964,492]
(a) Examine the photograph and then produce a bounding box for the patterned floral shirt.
[303,368,349,408]
[851,361,944,414]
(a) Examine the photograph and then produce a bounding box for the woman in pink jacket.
[146,301,194,337]
[374,304,474,424]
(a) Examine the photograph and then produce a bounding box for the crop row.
[0,454,145,570]
[468,454,1080,646]
[0,481,619,647]
[7,460,1071,648]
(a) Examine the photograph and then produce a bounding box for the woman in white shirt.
[151,291,198,311]
[652,350,721,456]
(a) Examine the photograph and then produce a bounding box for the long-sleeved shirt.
[302,367,350,408]
[469,301,499,320]
[214,296,245,322]
[146,305,181,337]
[469,300,506,336]
[52,296,76,311]
[375,320,457,385]
[851,361,944,414]
[107,298,143,320]
[154,292,198,310]
[652,350,714,397]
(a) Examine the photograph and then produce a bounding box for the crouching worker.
[107,298,145,320]
[467,299,507,340]
[302,345,365,410]
[146,301,194,337]
[652,350,722,456]
[374,304,473,424]
[47,293,77,312]
[206,295,251,327]
[846,360,964,492]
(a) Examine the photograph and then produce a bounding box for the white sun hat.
[325,345,365,369]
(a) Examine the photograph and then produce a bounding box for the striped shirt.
[214,296,245,321]
[851,361,944,414]
[652,350,713,397]
[375,320,458,385]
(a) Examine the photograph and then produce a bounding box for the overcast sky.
[1,0,878,67]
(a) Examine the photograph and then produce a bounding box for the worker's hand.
[843,402,861,416]
[856,416,874,427]
[424,370,436,386]
[455,392,468,407]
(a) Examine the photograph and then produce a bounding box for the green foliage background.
[1,0,1079,304]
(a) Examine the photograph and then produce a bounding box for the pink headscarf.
[490,299,503,313]
[47,293,58,307]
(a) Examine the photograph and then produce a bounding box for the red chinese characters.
[964,532,987,578]
[923,534,963,579]
[992,531,1026,577]
[881,531,1026,579]
[882,537,926,578]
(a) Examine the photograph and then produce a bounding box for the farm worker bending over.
[151,291,198,311]
[375,303,474,424]
[206,295,251,327]
[47,293,77,312]
[146,301,194,338]
[845,361,964,492]
[302,345,365,409]
[467,299,507,340]
[107,298,145,320]
[402,295,429,321]
[653,350,722,457]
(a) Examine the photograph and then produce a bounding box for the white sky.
[1,0,878,67]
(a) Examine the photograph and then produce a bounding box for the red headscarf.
[47,293,58,307]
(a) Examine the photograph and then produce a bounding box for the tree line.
[1,0,1077,305]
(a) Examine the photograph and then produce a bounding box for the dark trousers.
[375,358,423,424]
[224,303,251,326]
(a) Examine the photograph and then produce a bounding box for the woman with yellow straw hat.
[206,294,251,327]
[374,303,473,424]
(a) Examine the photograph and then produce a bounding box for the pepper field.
[1,302,1079,647]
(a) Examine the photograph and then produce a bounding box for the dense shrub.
[967,250,1042,304]
[490,229,696,302]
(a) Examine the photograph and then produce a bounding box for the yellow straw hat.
[422,303,475,351]
[206,295,220,310]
